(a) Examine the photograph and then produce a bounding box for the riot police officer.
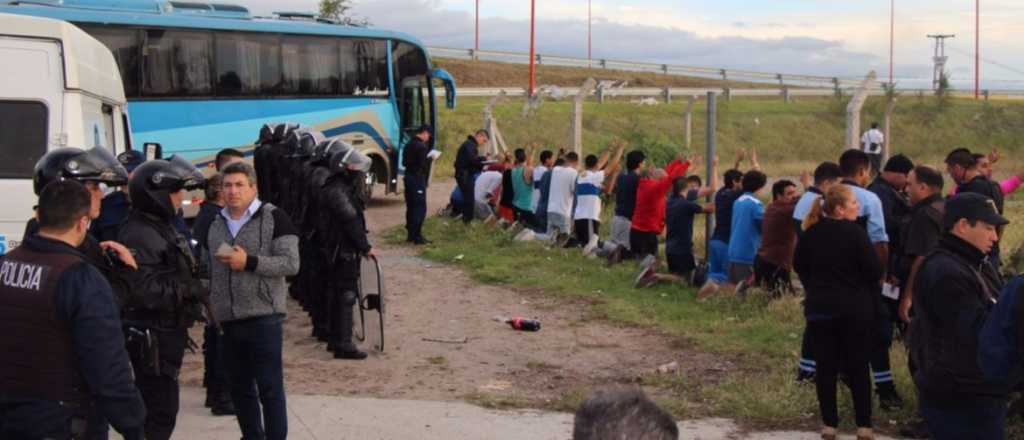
[320,140,374,360]
[302,141,336,343]
[0,180,146,439]
[118,155,207,440]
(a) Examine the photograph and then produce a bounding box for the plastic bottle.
[495,316,541,332]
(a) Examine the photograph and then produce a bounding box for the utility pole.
[927,34,954,90]
[528,0,536,97]
[475,0,479,54]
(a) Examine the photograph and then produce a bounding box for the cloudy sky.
[244,0,1023,89]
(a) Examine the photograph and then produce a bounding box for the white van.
[0,13,131,254]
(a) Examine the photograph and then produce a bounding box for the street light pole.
[588,0,592,66]
[528,0,536,96]
[889,0,894,86]
[975,0,980,99]
[475,0,479,53]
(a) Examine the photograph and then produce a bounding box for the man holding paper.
[403,124,439,245]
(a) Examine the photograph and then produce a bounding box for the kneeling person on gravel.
[205,162,300,440]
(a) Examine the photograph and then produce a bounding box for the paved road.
[145,387,892,440]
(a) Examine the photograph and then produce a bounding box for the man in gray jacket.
[203,162,300,440]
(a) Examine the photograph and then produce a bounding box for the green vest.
[511,167,533,211]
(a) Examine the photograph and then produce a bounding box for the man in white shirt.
[473,167,504,221]
[574,144,625,254]
[861,122,885,176]
[546,152,580,240]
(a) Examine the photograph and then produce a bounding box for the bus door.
[395,76,427,193]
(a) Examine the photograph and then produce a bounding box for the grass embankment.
[432,95,1024,181]
[433,57,771,89]
[389,202,1024,432]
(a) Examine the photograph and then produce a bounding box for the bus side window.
[0,101,47,178]
[143,29,213,96]
[215,32,281,96]
[79,25,142,98]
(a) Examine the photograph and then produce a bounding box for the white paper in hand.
[427,150,442,160]
[215,243,234,258]
[882,283,900,300]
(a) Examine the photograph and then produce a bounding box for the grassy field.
[404,93,1024,433]
[431,94,1024,180]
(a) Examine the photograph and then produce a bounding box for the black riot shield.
[354,255,386,351]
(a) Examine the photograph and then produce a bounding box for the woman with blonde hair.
[794,184,883,440]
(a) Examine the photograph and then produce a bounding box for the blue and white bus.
[0,0,456,196]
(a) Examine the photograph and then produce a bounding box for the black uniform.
[402,136,430,242]
[118,157,206,440]
[0,235,146,440]
[956,175,1005,262]
[454,136,486,224]
[321,171,372,356]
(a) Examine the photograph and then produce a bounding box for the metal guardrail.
[431,46,1024,98]
[449,86,1024,101]
[429,46,858,89]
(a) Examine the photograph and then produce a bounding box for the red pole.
[975,0,980,99]
[588,0,592,65]
[889,0,894,85]
[528,0,536,96]
[475,0,479,53]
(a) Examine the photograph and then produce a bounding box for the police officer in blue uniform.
[403,125,432,244]
[0,180,146,439]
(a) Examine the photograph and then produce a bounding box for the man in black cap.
[909,193,1008,439]
[402,125,434,244]
[945,148,1005,265]
[865,153,913,409]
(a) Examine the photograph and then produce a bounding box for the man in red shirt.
[629,154,693,262]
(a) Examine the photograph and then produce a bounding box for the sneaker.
[555,233,572,248]
[638,254,657,271]
[509,222,526,237]
[876,383,904,411]
[582,235,600,256]
[634,265,657,288]
[795,368,816,383]
[514,228,536,241]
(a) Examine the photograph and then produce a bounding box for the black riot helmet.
[257,122,300,145]
[286,128,325,159]
[33,147,129,195]
[129,155,206,219]
[325,139,372,175]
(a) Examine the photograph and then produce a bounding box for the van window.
[0,101,47,179]
[80,97,115,149]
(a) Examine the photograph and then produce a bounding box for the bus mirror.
[143,142,163,160]
[431,68,457,109]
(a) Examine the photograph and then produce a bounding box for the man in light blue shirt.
[727,170,767,288]
[793,162,842,236]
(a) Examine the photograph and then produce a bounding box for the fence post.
[597,86,605,104]
[720,69,728,81]
[705,91,717,261]
[777,73,784,86]
[663,87,672,103]
[723,88,732,102]
[662,64,669,75]
[536,54,542,65]
[832,77,841,96]
[782,86,791,104]
[684,95,696,149]
[470,48,477,61]
[983,90,991,101]
[600,59,607,69]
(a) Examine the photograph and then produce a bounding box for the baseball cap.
[117,150,146,173]
[943,193,1009,230]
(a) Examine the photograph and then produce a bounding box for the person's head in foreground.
[881,154,915,190]
[584,154,599,171]
[772,179,798,202]
[573,388,678,440]
[626,150,647,173]
[723,169,743,191]
[741,170,767,195]
[37,180,93,247]
[943,193,1008,255]
[906,166,944,205]
[813,161,842,192]
[839,149,871,187]
[944,147,977,185]
[803,184,859,230]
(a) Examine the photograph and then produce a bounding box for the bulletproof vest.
[0,242,86,403]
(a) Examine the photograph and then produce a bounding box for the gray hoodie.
[203,202,300,323]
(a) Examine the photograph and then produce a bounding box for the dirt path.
[181,179,727,407]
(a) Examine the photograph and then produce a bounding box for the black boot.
[332,291,367,360]
[876,382,904,411]
[210,391,236,416]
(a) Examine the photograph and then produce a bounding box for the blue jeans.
[920,400,1006,440]
[222,315,287,440]
[707,239,729,283]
